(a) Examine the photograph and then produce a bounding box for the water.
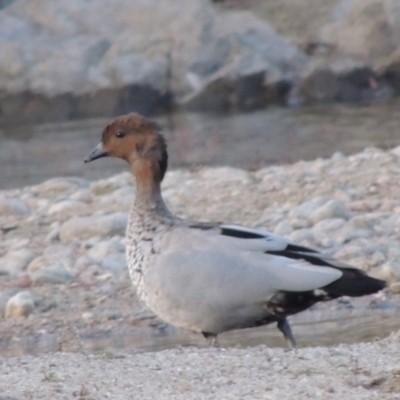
[2,100,400,189]
[2,308,399,357]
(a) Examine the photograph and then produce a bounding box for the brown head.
[85,113,168,182]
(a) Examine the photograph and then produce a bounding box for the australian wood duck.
[85,112,386,348]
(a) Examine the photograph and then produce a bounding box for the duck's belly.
[142,283,272,334]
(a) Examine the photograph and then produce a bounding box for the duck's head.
[85,113,168,182]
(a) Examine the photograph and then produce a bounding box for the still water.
[1,100,400,189]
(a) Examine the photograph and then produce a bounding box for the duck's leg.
[277,318,297,348]
[202,332,219,347]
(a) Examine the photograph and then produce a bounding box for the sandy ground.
[0,332,400,399]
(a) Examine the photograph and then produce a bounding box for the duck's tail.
[322,268,386,297]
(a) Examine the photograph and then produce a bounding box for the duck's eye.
[115,131,125,139]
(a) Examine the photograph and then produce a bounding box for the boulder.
[0,0,307,123]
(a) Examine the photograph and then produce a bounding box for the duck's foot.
[202,332,219,347]
[277,318,297,349]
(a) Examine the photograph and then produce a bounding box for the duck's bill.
[84,143,108,163]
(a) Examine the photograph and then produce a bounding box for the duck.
[85,112,386,348]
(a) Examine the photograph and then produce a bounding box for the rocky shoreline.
[0,146,400,397]
[1,145,400,345]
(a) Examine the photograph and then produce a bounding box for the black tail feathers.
[323,269,386,297]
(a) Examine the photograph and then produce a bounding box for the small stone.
[312,218,346,233]
[0,249,37,275]
[199,167,251,183]
[288,229,315,245]
[273,220,293,236]
[32,177,89,197]
[47,200,88,216]
[310,199,349,224]
[0,196,30,216]
[389,282,400,293]
[5,291,34,318]
[59,213,128,243]
[289,218,311,229]
[288,199,324,221]
[31,266,75,285]
[101,254,126,272]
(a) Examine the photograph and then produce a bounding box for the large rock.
[0,0,307,123]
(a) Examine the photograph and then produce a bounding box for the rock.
[31,266,75,285]
[59,213,128,243]
[31,177,89,197]
[0,249,37,275]
[288,198,328,222]
[273,220,293,236]
[0,196,29,216]
[319,0,393,63]
[0,0,307,124]
[100,254,127,273]
[310,200,349,224]
[5,291,34,318]
[312,218,347,233]
[199,167,251,184]
[47,199,88,217]
[27,244,74,272]
[88,239,125,260]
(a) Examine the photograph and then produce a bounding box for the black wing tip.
[323,275,386,297]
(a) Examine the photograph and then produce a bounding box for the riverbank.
[0,145,400,397]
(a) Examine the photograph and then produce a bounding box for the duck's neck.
[131,160,169,215]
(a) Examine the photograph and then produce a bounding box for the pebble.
[0,196,30,216]
[310,199,349,224]
[0,249,37,275]
[47,200,88,216]
[31,266,75,285]
[59,213,128,243]
[5,291,34,318]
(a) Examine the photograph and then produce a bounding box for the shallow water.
[2,307,399,357]
[2,100,400,189]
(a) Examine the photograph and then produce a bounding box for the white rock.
[199,167,251,184]
[32,177,88,197]
[288,198,328,221]
[5,291,34,318]
[0,196,30,216]
[312,218,346,233]
[59,213,128,243]
[273,220,293,236]
[0,249,37,275]
[47,200,88,216]
[310,199,349,224]
[88,239,125,260]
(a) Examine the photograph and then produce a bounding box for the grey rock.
[59,213,128,243]
[100,254,127,272]
[5,291,34,318]
[31,266,75,285]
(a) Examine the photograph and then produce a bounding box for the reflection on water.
[2,309,399,357]
[2,100,400,189]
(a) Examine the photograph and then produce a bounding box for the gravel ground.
[0,332,400,399]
